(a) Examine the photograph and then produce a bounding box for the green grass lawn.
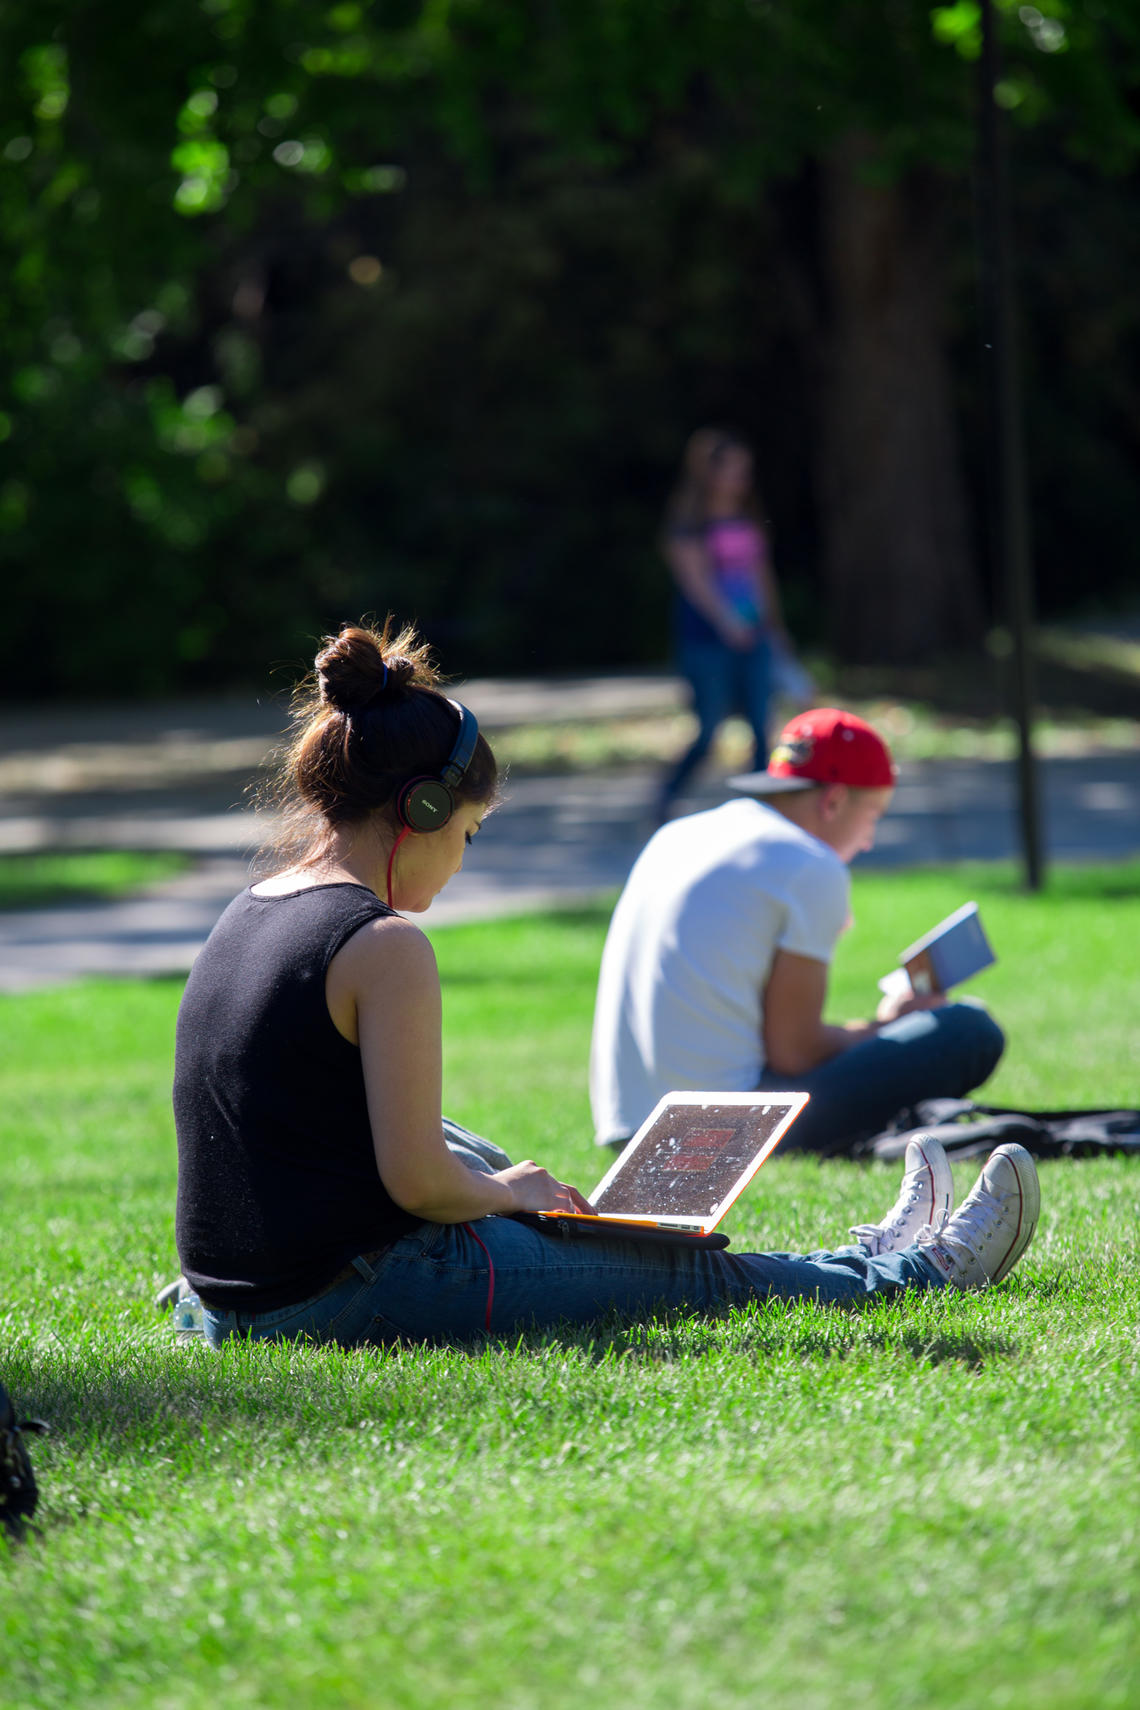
[0,851,188,911]
[2,865,1138,1709]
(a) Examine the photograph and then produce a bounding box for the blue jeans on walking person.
[202,1214,946,1350]
[757,1001,1005,1156]
[662,635,773,808]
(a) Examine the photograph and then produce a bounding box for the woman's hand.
[718,613,759,651]
[494,1162,595,1215]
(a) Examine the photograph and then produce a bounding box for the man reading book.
[589,708,1004,1155]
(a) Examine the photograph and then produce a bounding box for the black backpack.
[0,1380,47,1541]
[858,1098,1140,1164]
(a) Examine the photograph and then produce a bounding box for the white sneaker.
[850,1135,954,1255]
[154,1275,189,1312]
[918,1144,1040,1289]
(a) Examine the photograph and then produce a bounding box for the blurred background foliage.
[1,0,1138,696]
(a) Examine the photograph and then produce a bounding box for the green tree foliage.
[1,2,1138,692]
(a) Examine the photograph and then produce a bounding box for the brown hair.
[261,616,499,868]
[663,426,765,534]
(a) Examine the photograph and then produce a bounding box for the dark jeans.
[662,635,773,807]
[203,1216,945,1349]
[757,1001,1006,1155]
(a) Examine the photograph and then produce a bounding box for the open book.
[878,901,996,1000]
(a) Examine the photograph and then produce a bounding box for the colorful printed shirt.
[670,515,770,644]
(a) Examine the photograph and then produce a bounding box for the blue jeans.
[758,1001,1005,1155]
[662,636,773,806]
[202,1217,945,1349]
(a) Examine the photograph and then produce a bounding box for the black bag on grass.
[0,1379,47,1540]
[857,1098,1140,1165]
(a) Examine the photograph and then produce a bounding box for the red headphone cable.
[463,1222,496,1333]
[385,825,411,909]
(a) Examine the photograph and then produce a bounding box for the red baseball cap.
[728,708,896,796]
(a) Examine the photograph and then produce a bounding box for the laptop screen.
[590,1093,808,1226]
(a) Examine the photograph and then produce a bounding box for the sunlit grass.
[2,868,1138,1709]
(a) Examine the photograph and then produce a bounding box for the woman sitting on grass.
[173,620,1040,1348]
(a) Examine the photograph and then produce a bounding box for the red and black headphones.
[394,698,480,833]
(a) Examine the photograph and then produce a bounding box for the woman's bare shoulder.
[336,910,436,975]
[325,911,437,1043]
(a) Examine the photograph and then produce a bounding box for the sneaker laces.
[920,1185,1006,1261]
[849,1183,928,1249]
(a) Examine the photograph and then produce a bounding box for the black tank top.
[173,883,421,1310]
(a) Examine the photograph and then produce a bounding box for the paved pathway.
[1,681,1137,990]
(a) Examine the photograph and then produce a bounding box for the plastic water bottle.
[171,1289,205,1340]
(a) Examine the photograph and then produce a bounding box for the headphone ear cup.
[397,777,455,832]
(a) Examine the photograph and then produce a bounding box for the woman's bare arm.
[334,916,591,1221]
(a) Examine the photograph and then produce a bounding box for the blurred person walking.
[657,428,798,821]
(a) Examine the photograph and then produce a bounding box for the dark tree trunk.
[818,134,982,664]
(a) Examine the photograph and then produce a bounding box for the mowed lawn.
[1,864,1137,1710]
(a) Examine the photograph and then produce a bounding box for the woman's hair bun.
[262,614,499,865]
[315,622,432,713]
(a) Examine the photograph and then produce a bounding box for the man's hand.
[875,989,947,1024]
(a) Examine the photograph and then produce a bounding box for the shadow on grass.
[551,1298,1020,1371]
[1016,1268,1097,1300]
[981,861,1140,901]
[883,1326,1017,1368]
[4,1298,1021,1463]
[859,859,1140,902]
[1044,868,1140,901]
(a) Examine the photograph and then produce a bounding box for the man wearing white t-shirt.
[589,708,1005,1154]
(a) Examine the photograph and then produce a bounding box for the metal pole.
[976,0,1044,889]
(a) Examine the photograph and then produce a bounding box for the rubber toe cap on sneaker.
[983,1143,1040,1284]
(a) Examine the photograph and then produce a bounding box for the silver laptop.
[547,1091,809,1237]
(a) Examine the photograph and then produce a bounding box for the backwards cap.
[728,707,896,797]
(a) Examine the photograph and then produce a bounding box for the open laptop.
[537,1091,809,1240]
